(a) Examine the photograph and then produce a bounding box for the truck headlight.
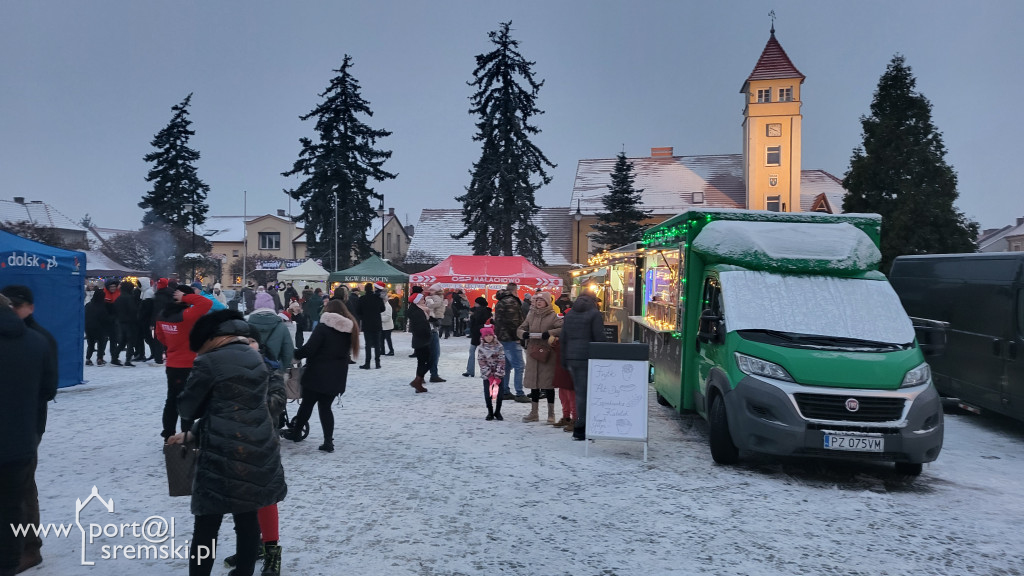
[735,352,794,382]
[901,362,931,388]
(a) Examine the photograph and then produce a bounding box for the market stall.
[276,259,330,291]
[408,255,562,307]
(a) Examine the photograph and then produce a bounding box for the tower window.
[757,88,772,103]
[779,87,793,102]
[765,146,781,166]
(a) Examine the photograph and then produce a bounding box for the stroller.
[279,361,309,440]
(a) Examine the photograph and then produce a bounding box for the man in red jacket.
[155,286,212,440]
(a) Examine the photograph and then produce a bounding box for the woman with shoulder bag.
[515,292,563,424]
[282,299,359,452]
[169,309,287,576]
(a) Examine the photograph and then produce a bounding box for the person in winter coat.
[462,297,492,378]
[283,283,299,307]
[550,336,575,431]
[247,292,294,372]
[288,301,309,349]
[440,295,455,339]
[406,293,432,393]
[170,309,287,576]
[221,325,288,575]
[356,282,386,369]
[381,295,395,356]
[423,284,447,382]
[559,293,606,440]
[493,284,526,401]
[476,321,505,421]
[267,283,284,312]
[516,292,564,424]
[154,286,213,440]
[521,292,532,318]
[0,293,57,576]
[554,290,572,315]
[84,288,110,365]
[112,281,140,366]
[284,299,360,452]
[211,283,228,307]
[137,284,164,364]
[242,283,256,314]
[301,288,320,329]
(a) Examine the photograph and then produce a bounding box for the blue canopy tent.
[0,230,87,388]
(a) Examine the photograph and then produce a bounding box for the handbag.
[163,442,198,497]
[285,363,304,400]
[529,343,551,362]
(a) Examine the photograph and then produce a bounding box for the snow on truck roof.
[692,220,881,274]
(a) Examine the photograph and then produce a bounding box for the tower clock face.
[767,123,782,137]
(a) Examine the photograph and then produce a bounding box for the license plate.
[823,433,884,452]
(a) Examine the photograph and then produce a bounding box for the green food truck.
[636,209,943,475]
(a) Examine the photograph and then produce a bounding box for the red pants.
[558,388,576,419]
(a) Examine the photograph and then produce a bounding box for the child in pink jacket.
[476,321,506,421]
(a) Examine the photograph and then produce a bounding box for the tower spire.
[769,10,776,35]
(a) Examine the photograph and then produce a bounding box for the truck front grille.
[793,393,905,422]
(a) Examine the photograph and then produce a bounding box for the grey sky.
[1,1,1020,233]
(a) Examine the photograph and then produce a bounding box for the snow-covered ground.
[27,330,1024,575]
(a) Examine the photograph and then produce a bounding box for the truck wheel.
[656,392,671,406]
[709,394,739,464]
[894,462,922,476]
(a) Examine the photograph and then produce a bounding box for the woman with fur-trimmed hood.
[282,299,360,452]
[515,292,563,424]
[171,309,287,576]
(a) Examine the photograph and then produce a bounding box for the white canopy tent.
[276,259,330,289]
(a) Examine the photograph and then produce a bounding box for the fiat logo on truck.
[845,398,860,412]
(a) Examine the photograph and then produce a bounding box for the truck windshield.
[719,271,915,346]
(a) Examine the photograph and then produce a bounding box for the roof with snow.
[741,31,805,90]
[405,207,572,266]
[978,218,1024,252]
[0,198,86,231]
[569,154,846,217]
[201,215,305,243]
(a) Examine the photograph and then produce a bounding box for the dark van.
[889,252,1024,421]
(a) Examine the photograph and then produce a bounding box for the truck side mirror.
[697,310,725,345]
[911,317,947,358]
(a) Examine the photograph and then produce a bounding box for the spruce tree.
[591,152,651,250]
[455,21,555,264]
[138,93,210,232]
[843,55,978,273]
[283,55,395,270]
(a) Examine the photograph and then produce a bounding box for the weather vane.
[769,10,776,34]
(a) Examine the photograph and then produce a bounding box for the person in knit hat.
[475,321,505,420]
[462,295,492,378]
[247,291,294,375]
[154,285,213,439]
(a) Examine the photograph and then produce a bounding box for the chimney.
[13,196,24,204]
[651,147,673,158]
[277,209,286,217]
[389,207,395,216]
[405,225,415,237]
[1018,217,1024,226]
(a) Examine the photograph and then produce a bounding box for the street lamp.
[574,200,583,264]
[183,202,196,281]
[377,196,385,257]
[333,192,338,271]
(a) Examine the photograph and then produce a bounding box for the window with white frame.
[259,232,280,251]
[232,249,239,257]
[779,87,793,102]
[765,146,781,166]
[757,88,771,103]
[766,195,782,212]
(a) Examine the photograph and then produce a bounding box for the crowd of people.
[1,274,601,576]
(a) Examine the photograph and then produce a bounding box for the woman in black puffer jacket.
[173,309,287,576]
[284,299,360,452]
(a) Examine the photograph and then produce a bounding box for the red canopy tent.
[409,256,562,288]
[409,256,563,305]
